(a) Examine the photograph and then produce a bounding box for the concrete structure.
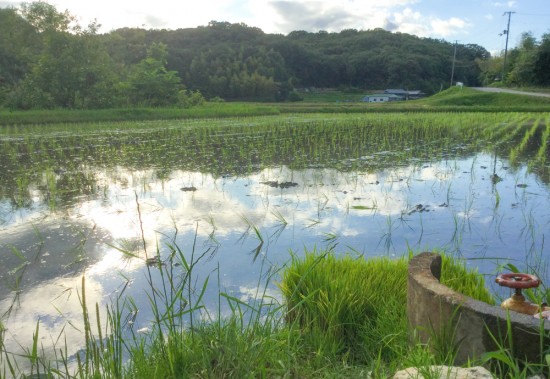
[408,252,550,365]
[393,365,493,379]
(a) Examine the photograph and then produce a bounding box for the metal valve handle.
[495,273,541,289]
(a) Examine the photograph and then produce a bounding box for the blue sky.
[2,0,549,54]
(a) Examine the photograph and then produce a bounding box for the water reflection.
[0,114,549,371]
[1,274,105,366]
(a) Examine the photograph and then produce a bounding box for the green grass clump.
[279,250,496,367]
[440,254,496,305]
[119,249,498,377]
[279,250,409,363]
[127,317,296,378]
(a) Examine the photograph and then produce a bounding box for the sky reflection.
[1,150,549,371]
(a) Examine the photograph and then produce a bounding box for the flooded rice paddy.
[1,112,550,367]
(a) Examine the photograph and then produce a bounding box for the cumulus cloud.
[382,7,470,39]
[5,0,473,42]
[265,1,470,40]
[268,1,356,31]
[383,19,399,32]
[492,1,517,7]
[431,16,471,37]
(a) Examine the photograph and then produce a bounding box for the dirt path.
[472,87,550,98]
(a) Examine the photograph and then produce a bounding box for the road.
[472,87,550,98]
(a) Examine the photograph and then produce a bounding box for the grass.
[1,242,549,378]
[0,103,280,126]
[0,246,508,378]
[279,249,497,369]
[2,86,550,126]
[426,87,550,107]
[279,249,408,364]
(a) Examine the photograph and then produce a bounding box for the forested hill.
[0,3,490,109]
[108,22,488,97]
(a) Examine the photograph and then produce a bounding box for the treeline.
[478,32,550,87]
[0,1,532,110]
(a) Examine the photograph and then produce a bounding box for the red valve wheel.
[495,273,541,289]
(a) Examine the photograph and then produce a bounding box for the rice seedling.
[1,109,550,377]
[509,118,543,165]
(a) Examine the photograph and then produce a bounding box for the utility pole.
[501,11,515,82]
[450,40,457,87]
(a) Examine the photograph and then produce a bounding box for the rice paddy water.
[0,112,549,371]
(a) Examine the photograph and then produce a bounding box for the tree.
[507,32,538,86]
[19,1,74,33]
[127,42,182,106]
[477,55,503,85]
[0,7,42,106]
[534,33,550,86]
[7,2,121,109]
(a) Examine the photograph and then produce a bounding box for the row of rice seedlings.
[1,112,549,212]
[532,117,550,168]
[0,103,282,127]
[509,116,544,165]
[479,113,532,142]
[490,116,538,151]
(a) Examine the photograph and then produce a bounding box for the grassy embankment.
[5,248,519,378]
[122,251,547,378]
[285,86,550,113]
[1,87,549,126]
[125,251,499,378]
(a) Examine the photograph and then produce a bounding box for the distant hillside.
[108,23,488,97]
[0,4,489,109]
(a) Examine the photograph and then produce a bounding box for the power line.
[514,12,550,17]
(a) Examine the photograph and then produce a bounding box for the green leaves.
[127,42,182,107]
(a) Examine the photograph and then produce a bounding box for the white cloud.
[0,275,105,371]
[393,7,423,23]
[389,8,470,39]
[431,16,471,37]
[492,1,517,7]
[2,0,474,42]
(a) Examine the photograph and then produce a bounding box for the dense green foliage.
[478,32,550,87]
[279,251,409,362]
[277,251,495,370]
[0,2,491,109]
